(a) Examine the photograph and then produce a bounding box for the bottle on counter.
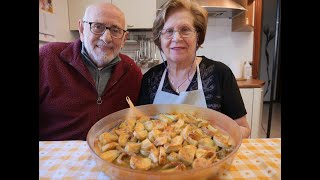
[244,61,252,80]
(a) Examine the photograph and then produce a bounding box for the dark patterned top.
[137,56,247,120]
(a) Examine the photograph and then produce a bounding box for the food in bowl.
[93,112,235,172]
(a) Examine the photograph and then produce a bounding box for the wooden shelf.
[232,0,255,32]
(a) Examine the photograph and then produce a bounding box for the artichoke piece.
[130,156,152,170]
[143,121,154,132]
[159,147,167,165]
[100,150,120,163]
[148,146,159,163]
[118,134,130,147]
[167,152,179,162]
[158,114,176,124]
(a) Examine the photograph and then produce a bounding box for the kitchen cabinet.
[112,0,156,29]
[68,0,111,30]
[240,87,263,138]
[232,0,255,32]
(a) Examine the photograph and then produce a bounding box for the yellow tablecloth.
[39,138,281,180]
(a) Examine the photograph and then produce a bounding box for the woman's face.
[160,8,197,64]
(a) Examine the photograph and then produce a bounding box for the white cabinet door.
[240,87,264,138]
[112,0,156,29]
[68,0,111,30]
[240,88,253,130]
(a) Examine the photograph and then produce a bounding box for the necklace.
[170,77,189,94]
[168,59,196,94]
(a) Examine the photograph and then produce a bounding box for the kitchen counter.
[237,79,265,88]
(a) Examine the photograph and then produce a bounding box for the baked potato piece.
[101,142,119,152]
[154,134,169,147]
[159,147,167,165]
[124,142,141,154]
[167,152,179,162]
[99,132,118,145]
[100,150,120,163]
[192,157,212,169]
[143,121,154,132]
[133,130,148,141]
[118,134,130,147]
[161,162,187,172]
[178,145,197,165]
[134,122,145,132]
[130,156,152,170]
[148,146,159,163]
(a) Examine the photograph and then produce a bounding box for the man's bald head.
[83,3,126,29]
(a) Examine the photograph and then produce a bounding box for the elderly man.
[39,3,142,140]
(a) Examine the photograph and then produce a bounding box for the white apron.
[153,62,207,108]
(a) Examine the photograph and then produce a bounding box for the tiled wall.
[122,17,254,74]
[198,18,254,68]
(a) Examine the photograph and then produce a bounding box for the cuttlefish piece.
[130,156,152,170]
[213,133,230,148]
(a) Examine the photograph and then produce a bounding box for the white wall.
[39,0,79,47]
[197,17,253,71]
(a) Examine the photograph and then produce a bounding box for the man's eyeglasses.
[160,27,197,39]
[82,21,127,39]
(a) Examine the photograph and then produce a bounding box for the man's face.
[79,5,127,68]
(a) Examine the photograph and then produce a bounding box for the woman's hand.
[235,116,251,138]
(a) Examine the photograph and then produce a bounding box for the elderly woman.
[137,0,250,138]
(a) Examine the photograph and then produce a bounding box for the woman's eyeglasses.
[160,27,197,39]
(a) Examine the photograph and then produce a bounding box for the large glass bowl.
[86,104,242,180]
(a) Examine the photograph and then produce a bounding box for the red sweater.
[39,39,142,140]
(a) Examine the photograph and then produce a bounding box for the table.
[39,138,281,180]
